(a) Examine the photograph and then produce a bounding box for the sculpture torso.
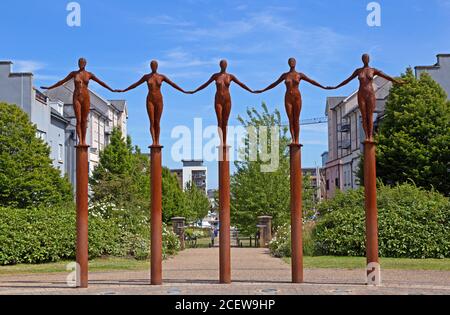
[215,73,232,100]
[146,73,164,101]
[73,71,91,98]
[284,71,302,97]
[358,67,376,94]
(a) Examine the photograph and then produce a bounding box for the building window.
[326,180,330,191]
[36,130,47,141]
[335,178,340,188]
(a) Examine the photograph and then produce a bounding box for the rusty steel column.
[219,145,231,284]
[76,145,89,288]
[150,145,163,285]
[364,140,381,285]
[290,144,303,283]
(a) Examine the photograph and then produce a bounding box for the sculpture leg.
[366,96,376,141]
[293,103,301,145]
[154,102,163,146]
[215,102,224,146]
[358,95,370,141]
[221,103,231,147]
[80,100,90,146]
[73,101,82,144]
[147,101,157,145]
[285,102,295,144]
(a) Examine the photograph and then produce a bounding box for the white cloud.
[140,15,192,27]
[14,60,45,73]
[175,10,353,62]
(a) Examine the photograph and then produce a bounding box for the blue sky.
[1,0,449,188]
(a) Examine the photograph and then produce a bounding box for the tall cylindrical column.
[76,145,89,288]
[290,144,303,283]
[219,145,231,284]
[364,140,381,285]
[150,145,163,285]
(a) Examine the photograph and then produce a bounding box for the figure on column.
[41,58,117,146]
[118,60,189,145]
[188,60,254,146]
[254,58,331,145]
[330,54,403,141]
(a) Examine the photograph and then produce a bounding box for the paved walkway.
[0,248,449,295]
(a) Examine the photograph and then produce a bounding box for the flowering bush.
[269,224,291,258]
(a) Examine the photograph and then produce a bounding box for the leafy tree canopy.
[0,103,72,208]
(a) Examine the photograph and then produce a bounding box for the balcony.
[338,139,351,149]
[337,120,351,133]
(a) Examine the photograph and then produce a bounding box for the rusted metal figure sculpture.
[254,57,330,283]
[41,58,116,288]
[41,58,116,146]
[255,58,331,145]
[331,53,402,141]
[188,59,254,146]
[118,60,188,145]
[188,60,253,284]
[117,60,188,285]
[331,54,402,285]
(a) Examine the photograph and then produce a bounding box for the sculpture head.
[362,54,370,67]
[78,58,87,70]
[288,58,297,69]
[220,59,228,72]
[150,60,158,73]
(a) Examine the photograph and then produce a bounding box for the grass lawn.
[283,256,450,271]
[0,257,149,276]
[2,255,449,276]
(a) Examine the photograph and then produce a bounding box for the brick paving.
[0,248,449,295]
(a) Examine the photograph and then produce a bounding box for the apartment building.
[324,77,392,199]
[171,160,208,194]
[45,80,128,178]
[415,54,450,99]
[0,61,70,175]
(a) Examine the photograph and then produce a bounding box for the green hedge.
[0,204,180,265]
[269,184,450,259]
[314,184,450,259]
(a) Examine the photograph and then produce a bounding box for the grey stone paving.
[0,248,449,295]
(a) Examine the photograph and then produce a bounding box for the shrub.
[0,203,181,265]
[268,223,315,258]
[314,184,450,258]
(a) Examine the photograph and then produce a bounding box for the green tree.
[90,128,149,211]
[376,68,450,195]
[0,103,72,208]
[162,167,187,223]
[184,182,210,223]
[231,103,317,235]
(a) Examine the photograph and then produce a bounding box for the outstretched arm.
[254,74,286,93]
[90,73,116,92]
[41,72,74,90]
[231,75,253,93]
[301,73,330,89]
[163,75,188,93]
[333,70,359,89]
[120,75,148,92]
[189,74,216,94]
[374,69,403,84]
